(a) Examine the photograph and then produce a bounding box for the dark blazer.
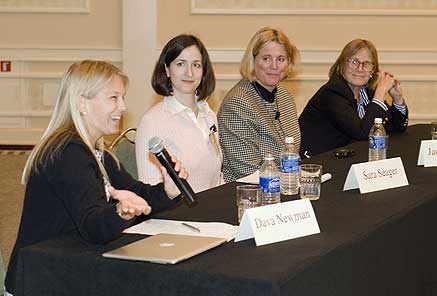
[299,73,408,156]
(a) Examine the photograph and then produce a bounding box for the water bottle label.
[259,176,280,193]
[281,157,299,173]
[369,136,386,149]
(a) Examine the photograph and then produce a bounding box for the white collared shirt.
[162,96,213,138]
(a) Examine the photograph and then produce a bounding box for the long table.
[14,124,437,295]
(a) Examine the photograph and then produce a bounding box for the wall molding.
[0,111,52,117]
[0,47,122,62]
[190,0,437,16]
[155,48,437,65]
[217,48,437,65]
[190,8,437,16]
[2,46,436,66]
[0,0,90,13]
[1,46,436,82]
[0,47,122,79]
[215,74,437,83]
[156,47,437,65]
[2,47,436,80]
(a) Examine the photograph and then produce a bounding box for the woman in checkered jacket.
[217,27,301,182]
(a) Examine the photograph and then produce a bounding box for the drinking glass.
[299,164,322,200]
[431,122,437,140]
[236,185,261,223]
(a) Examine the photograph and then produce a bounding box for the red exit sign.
[1,61,11,72]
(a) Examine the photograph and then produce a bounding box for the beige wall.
[158,0,437,122]
[158,6,437,49]
[1,0,437,144]
[0,0,122,48]
[0,0,122,144]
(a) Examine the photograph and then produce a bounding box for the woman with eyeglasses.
[299,39,408,156]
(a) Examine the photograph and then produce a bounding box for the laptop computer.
[102,233,227,264]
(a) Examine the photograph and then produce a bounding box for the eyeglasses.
[346,58,374,72]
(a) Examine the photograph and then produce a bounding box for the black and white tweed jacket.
[217,78,300,182]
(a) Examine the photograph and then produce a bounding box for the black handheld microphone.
[148,137,197,206]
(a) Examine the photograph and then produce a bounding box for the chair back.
[108,128,138,179]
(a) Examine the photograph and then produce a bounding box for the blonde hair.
[22,60,128,184]
[240,27,299,81]
[329,39,379,89]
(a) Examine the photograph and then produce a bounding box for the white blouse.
[136,96,223,193]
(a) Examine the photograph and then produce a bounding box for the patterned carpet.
[0,150,29,270]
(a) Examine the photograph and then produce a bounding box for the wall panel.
[157,0,437,127]
[0,48,122,144]
[191,0,437,15]
[1,0,437,144]
[192,48,437,124]
[0,0,89,13]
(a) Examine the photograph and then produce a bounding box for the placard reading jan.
[417,140,437,167]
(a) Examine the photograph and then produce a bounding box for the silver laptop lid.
[103,233,226,264]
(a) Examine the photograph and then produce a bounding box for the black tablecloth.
[14,124,437,296]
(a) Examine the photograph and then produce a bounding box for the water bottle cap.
[264,153,274,160]
[374,118,383,124]
[285,136,294,144]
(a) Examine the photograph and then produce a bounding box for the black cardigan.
[299,73,408,156]
[5,137,179,293]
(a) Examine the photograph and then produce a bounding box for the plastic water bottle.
[259,153,281,205]
[280,137,300,195]
[368,118,388,161]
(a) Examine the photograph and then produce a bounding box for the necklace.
[95,149,111,202]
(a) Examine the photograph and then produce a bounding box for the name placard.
[234,199,320,246]
[343,157,409,194]
[417,140,437,167]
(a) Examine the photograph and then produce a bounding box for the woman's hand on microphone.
[160,156,189,199]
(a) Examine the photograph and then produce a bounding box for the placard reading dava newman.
[343,157,409,194]
[234,199,320,246]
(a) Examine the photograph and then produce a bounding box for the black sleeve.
[320,87,391,141]
[104,153,180,214]
[49,144,131,244]
[385,105,409,133]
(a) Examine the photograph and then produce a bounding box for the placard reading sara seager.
[343,157,409,194]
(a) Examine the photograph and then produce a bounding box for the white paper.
[235,199,320,246]
[321,173,332,183]
[124,219,238,242]
[236,170,259,184]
